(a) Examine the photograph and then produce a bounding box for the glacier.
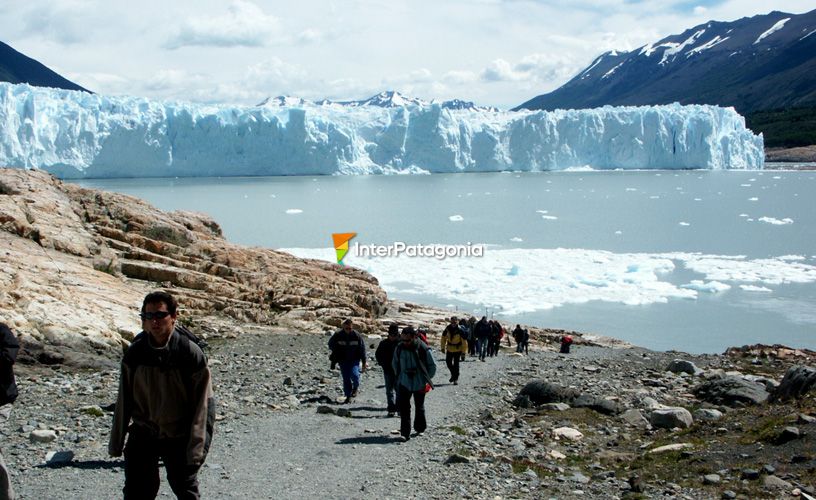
[0,82,763,179]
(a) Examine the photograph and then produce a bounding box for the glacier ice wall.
[0,83,764,178]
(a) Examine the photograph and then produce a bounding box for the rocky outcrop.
[770,365,816,402]
[0,168,388,366]
[692,375,769,407]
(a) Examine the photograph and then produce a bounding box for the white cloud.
[693,6,709,16]
[164,0,281,49]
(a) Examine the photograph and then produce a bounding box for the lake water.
[75,169,816,353]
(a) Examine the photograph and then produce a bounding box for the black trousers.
[124,432,201,500]
[396,386,427,438]
[445,351,461,382]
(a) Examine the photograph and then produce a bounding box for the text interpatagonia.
[353,242,485,259]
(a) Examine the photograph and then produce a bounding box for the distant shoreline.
[765,145,816,164]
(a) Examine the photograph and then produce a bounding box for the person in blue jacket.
[328,318,367,404]
[392,326,436,441]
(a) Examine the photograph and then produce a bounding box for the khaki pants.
[0,406,14,500]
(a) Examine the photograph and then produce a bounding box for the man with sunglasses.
[109,291,214,499]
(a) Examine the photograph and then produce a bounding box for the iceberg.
[0,82,763,179]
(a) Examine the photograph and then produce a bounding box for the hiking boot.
[343,397,351,404]
[387,412,396,418]
[351,389,358,398]
[453,380,458,385]
[448,377,454,383]
[400,435,410,442]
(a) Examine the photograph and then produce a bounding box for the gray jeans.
[0,406,15,500]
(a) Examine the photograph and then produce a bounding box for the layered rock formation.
[0,168,387,366]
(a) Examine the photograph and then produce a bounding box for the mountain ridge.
[0,40,90,93]
[516,9,816,114]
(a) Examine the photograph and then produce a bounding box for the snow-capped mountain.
[517,9,816,114]
[257,90,499,112]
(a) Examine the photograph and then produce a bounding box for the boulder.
[693,408,723,422]
[667,359,703,375]
[515,381,580,406]
[692,376,769,407]
[649,407,693,429]
[770,365,816,402]
[552,427,584,441]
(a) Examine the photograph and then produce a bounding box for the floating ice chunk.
[449,215,464,222]
[740,284,772,292]
[625,188,637,192]
[536,210,549,214]
[694,198,702,201]
[510,237,523,242]
[758,216,793,225]
[682,280,731,293]
[615,230,622,235]
[778,255,805,261]
[739,213,749,217]
[285,209,303,214]
[541,215,558,220]
[650,195,660,199]
[748,197,759,201]
[740,184,752,187]
[679,222,690,226]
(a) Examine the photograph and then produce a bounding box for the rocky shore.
[1,168,815,499]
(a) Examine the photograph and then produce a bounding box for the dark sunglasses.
[140,311,171,320]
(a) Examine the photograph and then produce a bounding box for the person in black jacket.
[0,322,19,500]
[328,319,367,404]
[375,323,400,416]
[109,291,214,500]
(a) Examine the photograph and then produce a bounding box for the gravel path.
[7,333,543,499]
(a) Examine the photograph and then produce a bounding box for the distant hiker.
[458,318,471,361]
[560,334,574,354]
[416,327,430,346]
[467,317,477,356]
[488,321,502,357]
[0,323,19,500]
[521,328,530,355]
[508,325,530,352]
[475,316,491,361]
[109,291,215,500]
[393,326,437,441]
[375,323,401,416]
[441,316,468,385]
[328,318,367,403]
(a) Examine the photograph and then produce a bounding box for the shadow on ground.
[335,435,402,445]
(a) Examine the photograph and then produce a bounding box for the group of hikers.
[327,315,542,442]
[0,291,572,499]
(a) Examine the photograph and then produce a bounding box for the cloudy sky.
[1,0,813,109]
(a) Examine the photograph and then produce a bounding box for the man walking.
[375,323,400,416]
[440,317,468,385]
[393,326,436,441]
[0,323,19,500]
[328,318,367,404]
[109,291,215,500]
[475,316,491,361]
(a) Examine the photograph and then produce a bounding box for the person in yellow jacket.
[440,316,468,385]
